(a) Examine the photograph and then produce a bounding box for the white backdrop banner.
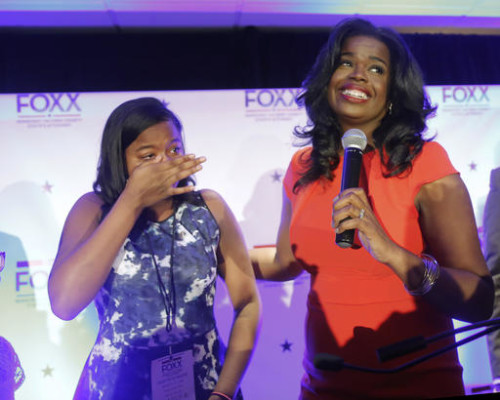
[0,86,499,399]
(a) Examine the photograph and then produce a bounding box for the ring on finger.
[359,208,365,219]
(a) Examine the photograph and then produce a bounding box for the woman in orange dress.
[251,18,493,399]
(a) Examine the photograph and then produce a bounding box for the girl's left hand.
[332,187,402,265]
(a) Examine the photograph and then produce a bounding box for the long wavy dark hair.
[294,18,436,192]
[93,97,194,206]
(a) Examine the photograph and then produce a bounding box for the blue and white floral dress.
[74,193,241,400]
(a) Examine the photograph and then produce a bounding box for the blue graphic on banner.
[17,93,81,114]
[15,92,83,128]
[244,88,302,108]
[441,86,490,104]
[244,88,303,122]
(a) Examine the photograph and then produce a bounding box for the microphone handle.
[335,148,363,248]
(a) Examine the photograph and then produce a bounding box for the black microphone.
[313,318,500,374]
[335,129,368,248]
[376,317,500,363]
[376,336,427,363]
[313,353,345,371]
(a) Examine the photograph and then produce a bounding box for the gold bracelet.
[405,253,440,296]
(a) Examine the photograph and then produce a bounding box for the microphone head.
[313,353,345,371]
[342,129,368,151]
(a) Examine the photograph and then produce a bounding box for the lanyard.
[147,207,177,332]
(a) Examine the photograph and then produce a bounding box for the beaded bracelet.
[211,391,232,400]
[405,253,440,296]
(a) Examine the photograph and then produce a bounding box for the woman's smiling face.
[327,35,391,138]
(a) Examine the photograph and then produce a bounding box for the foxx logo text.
[161,357,182,374]
[16,261,47,292]
[442,86,489,103]
[17,93,81,113]
[245,89,301,108]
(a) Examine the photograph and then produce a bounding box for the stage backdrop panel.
[0,85,499,399]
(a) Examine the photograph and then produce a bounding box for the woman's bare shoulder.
[67,192,105,220]
[199,189,229,221]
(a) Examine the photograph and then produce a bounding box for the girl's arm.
[48,155,203,320]
[202,189,262,399]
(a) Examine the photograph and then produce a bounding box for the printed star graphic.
[42,365,53,377]
[42,181,53,193]
[280,339,292,352]
[469,161,477,171]
[271,170,282,182]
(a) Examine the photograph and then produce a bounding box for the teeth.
[342,89,368,100]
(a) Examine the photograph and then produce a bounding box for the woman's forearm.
[250,246,303,281]
[212,299,261,397]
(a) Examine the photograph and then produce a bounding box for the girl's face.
[327,35,391,138]
[125,120,184,177]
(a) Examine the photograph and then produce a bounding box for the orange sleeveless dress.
[284,142,464,399]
